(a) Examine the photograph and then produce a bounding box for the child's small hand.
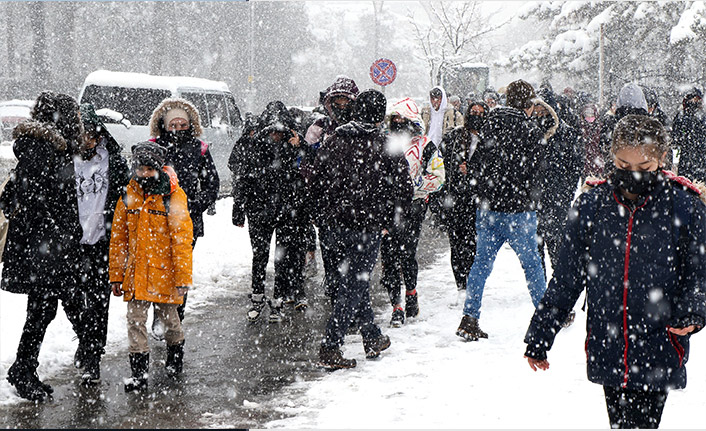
[525,356,550,372]
[176,287,189,297]
[668,325,697,336]
[111,282,123,297]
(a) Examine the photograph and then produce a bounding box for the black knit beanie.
[353,89,387,124]
[131,142,166,170]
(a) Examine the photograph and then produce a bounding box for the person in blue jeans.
[307,89,412,369]
[456,80,552,341]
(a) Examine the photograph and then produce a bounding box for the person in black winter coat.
[599,83,649,174]
[149,97,220,324]
[456,80,548,342]
[308,90,412,370]
[671,87,706,183]
[1,92,84,401]
[524,115,706,429]
[533,89,584,274]
[641,86,669,129]
[72,104,130,384]
[237,101,312,322]
[441,101,488,293]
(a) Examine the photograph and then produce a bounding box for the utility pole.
[599,23,605,109]
[248,0,255,112]
[373,1,384,93]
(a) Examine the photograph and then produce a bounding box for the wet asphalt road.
[0,220,448,429]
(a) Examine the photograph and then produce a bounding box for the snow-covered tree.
[502,1,706,113]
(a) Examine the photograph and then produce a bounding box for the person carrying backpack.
[524,115,706,429]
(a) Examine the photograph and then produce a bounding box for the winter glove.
[232,204,245,226]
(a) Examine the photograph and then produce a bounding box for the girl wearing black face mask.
[524,114,706,429]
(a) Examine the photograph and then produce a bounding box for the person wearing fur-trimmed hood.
[524,115,706,429]
[148,97,219,326]
[1,92,85,401]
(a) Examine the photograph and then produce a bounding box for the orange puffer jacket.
[109,166,193,305]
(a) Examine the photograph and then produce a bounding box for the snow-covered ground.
[1,197,705,428]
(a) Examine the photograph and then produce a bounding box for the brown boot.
[456,315,488,341]
[318,345,356,370]
[363,334,391,359]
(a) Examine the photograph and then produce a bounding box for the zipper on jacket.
[613,192,650,388]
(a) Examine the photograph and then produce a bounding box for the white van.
[78,70,242,194]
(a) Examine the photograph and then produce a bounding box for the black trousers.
[76,240,111,353]
[446,194,477,291]
[13,290,83,372]
[603,385,668,429]
[379,199,427,306]
[248,217,306,300]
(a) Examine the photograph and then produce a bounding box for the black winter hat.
[31,91,82,141]
[131,141,166,170]
[259,101,297,133]
[353,89,386,124]
[80,103,106,135]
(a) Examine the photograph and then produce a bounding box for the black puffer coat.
[236,101,311,226]
[153,135,219,238]
[525,174,706,391]
[307,121,412,231]
[671,110,706,183]
[0,121,83,295]
[473,106,545,213]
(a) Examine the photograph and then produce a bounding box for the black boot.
[362,334,391,359]
[124,353,149,392]
[456,315,488,341]
[165,341,185,377]
[81,348,102,385]
[7,361,51,401]
[318,345,356,370]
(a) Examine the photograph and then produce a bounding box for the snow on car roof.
[82,70,230,93]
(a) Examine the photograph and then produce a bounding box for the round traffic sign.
[370,58,397,86]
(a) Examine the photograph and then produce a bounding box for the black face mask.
[135,174,160,193]
[611,168,662,196]
[331,105,353,125]
[466,115,485,132]
[164,129,193,145]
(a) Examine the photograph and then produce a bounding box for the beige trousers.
[127,300,184,353]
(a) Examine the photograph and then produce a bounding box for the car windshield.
[80,85,171,126]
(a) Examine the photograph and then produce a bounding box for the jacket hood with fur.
[149,97,204,138]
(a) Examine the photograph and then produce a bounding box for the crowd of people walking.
[1,77,705,429]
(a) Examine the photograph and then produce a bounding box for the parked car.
[0,99,33,143]
[78,70,243,194]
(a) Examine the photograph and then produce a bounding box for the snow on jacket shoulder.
[109,166,193,305]
[307,121,412,231]
[525,174,706,391]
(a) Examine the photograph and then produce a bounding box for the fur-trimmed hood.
[149,97,203,138]
[12,120,67,152]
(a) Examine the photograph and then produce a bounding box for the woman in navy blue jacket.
[524,115,706,429]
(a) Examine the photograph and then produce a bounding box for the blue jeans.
[463,209,546,319]
[321,228,382,348]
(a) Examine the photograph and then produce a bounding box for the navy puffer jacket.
[525,172,706,391]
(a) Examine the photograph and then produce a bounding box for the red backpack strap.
[200,140,209,156]
[148,137,157,143]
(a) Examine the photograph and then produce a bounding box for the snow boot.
[7,362,51,401]
[456,315,488,341]
[247,293,266,322]
[165,341,185,377]
[151,315,165,341]
[390,307,405,328]
[318,345,356,370]
[268,297,284,323]
[80,349,102,386]
[363,334,391,359]
[405,290,419,318]
[124,353,149,393]
[562,310,576,328]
